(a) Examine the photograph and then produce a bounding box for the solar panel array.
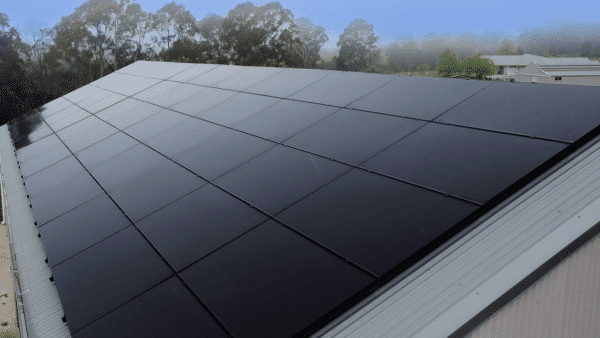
[7,61,600,337]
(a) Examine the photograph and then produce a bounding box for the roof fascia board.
[317,134,600,338]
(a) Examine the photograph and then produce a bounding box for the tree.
[151,2,197,53]
[196,13,227,63]
[336,18,378,71]
[65,0,123,78]
[121,2,152,62]
[0,13,45,124]
[498,38,519,55]
[435,49,460,77]
[293,17,328,68]
[461,53,496,79]
[220,2,303,67]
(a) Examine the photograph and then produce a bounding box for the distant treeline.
[2,1,600,125]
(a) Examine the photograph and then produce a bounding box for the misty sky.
[4,0,600,49]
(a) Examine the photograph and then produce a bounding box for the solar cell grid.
[195,92,281,126]
[361,123,569,203]
[179,219,375,338]
[8,62,600,338]
[435,81,600,142]
[348,76,492,120]
[188,64,248,86]
[39,194,131,267]
[56,116,119,153]
[172,128,277,181]
[51,226,174,332]
[288,71,396,106]
[95,99,164,129]
[15,133,65,165]
[169,87,237,116]
[284,108,427,164]
[44,105,91,131]
[245,67,333,98]
[232,99,340,142]
[91,72,162,96]
[214,66,285,91]
[137,184,268,271]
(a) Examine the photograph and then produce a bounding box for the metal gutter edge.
[1,129,28,338]
[0,125,71,337]
[316,133,600,338]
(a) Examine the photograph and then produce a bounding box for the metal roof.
[0,124,71,338]
[483,54,600,67]
[466,230,600,338]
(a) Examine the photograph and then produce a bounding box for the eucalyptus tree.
[151,2,197,53]
[293,17,328,68]
[336,19,378,71]
[121,2,152,62]
[220,2,303,67]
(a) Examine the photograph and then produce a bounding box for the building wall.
[514,74,600,86]
[465,231,600,338]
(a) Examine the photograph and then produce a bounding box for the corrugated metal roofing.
[466,230,600,338]
[543,70,600,77]
[484,54,600,66]
[0,124,71,337]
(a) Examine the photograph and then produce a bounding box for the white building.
[484,54,600,86]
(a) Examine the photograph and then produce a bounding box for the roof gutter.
[0,141,29,338]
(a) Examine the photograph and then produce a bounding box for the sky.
[3,0,600,49]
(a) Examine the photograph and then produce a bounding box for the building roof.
[2,62,600,337]
[483,54,600,67]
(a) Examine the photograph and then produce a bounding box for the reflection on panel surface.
[8,61,600,338]
[180,220,375,338]
[8,110,53,149]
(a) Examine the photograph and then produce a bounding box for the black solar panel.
[7,61,600,338]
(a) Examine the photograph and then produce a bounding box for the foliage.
[435,49,460,77]
[151,2,197,53]
[460,53,496,79]
[336,18,378,71]
[220,2,303,67]
[293,17,328,68]
[0,13,46,125]
[498,38,519,55]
